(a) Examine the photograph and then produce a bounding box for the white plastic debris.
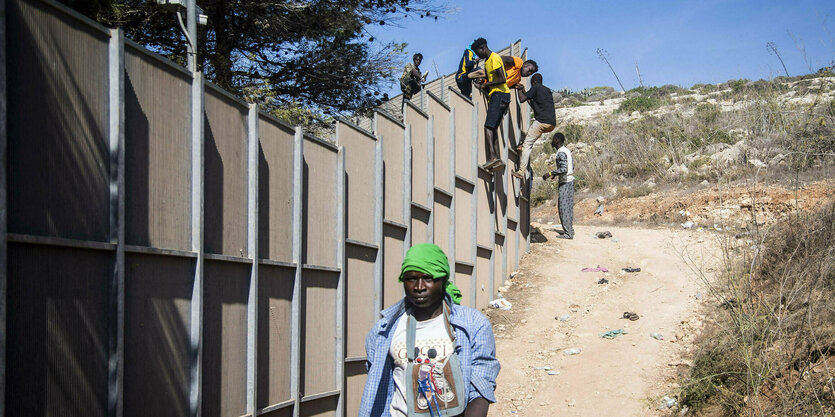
[681,221,695,229]
[488,298,512,310]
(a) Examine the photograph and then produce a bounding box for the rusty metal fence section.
[1,1,532,416]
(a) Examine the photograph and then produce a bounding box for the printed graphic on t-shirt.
[390,323,459,413]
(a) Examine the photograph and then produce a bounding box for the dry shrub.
[680,200,835,416]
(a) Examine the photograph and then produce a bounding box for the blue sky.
[369,0,835,93]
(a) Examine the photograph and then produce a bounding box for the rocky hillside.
[528,73,835,222]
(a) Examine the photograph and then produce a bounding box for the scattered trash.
[681,220,695,229]
[581,266,609,272]
[713,224,722,231]
[594,203,604,216]
[557,314,571,321]
[658,396,677,410]
[568,304,581,312]
[650,332,664,340]
[679,210,690,217]
[534,365,552,370]
[599,329,627,339]
[547,370,560,375]
[595,231,612,239]
[695,292,703,300]
[489,298,512,310]
[622,312,639,321]
[563,348,582,356]
[621,267,641,273]
[597,278,609,284]
[510,271,518,279]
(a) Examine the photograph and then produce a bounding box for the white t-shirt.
[389,313,456,417]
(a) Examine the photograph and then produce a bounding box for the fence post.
[290,127,304,417]
[500,112,509,288]
[403,124,412,252]
[427,115,434,242]
[448,107,455,284]
[470,105,478,307]
[0,0,8,413]
[107,27,126,417]
[245,104,260,415]
[188,70,205,417]
[335,147,346,417]
[373,138,384,316]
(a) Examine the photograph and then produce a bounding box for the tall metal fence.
[1,1,532,416]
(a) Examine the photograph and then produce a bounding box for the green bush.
[695,103,720,125]
[616,96,660,113]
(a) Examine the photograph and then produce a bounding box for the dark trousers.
[456,75,472,99]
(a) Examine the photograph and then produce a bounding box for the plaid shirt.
[357,296,500,416]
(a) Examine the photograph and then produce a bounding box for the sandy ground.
[485,224,721,417]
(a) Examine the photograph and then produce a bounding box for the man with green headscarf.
[359,244,500,417]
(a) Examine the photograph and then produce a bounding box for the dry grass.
[678,199,835,416]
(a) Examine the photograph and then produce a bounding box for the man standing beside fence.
[542,132,575,239]
[358,243,500,417]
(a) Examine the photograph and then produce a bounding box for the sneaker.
[481,159,500,170]
[511,170,525,179]
[556,234,573,240]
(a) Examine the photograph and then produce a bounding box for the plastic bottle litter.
[650,332,664,340]
[658,396,677,409]
[534,365,552,371]
[563,348,582,356]
[600,329,627,339]
[681,221,695,229]
[488,298,512,310]
[547,370,560,375]
[558,314,571,321]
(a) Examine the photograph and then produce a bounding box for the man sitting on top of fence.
[358,243,500,417]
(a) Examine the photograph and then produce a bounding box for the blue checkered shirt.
[357,296,500,416]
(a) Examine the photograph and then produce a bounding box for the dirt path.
[486,224,721,416]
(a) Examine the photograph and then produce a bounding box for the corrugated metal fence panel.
[382,225,406,308]
[301,269,339,397]
[6,243,111,417]
[475,248,491,310]
[404,102,429,209]
[493,236,505,298]
[344,362,367,417]
[338,122,376,244]
[256,264,295,409]
[454,264,474,308]
[204,86,250,256]
[123,253,194,417]
[451,91,474,181]
[124,45,192,250]
[454,184,474,263]
[433,193,451,259]
[376,112,405,224]
[302,139,338,267]
[202,260,250,417]
[344,245,376,357]
[258,117,296,263]
[429,94,451,193]
[7,0,110,241]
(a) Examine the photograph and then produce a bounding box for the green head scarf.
[399,243,462,305]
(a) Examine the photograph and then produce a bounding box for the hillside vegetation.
[528,71,834,416]
[529,71,835,210]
